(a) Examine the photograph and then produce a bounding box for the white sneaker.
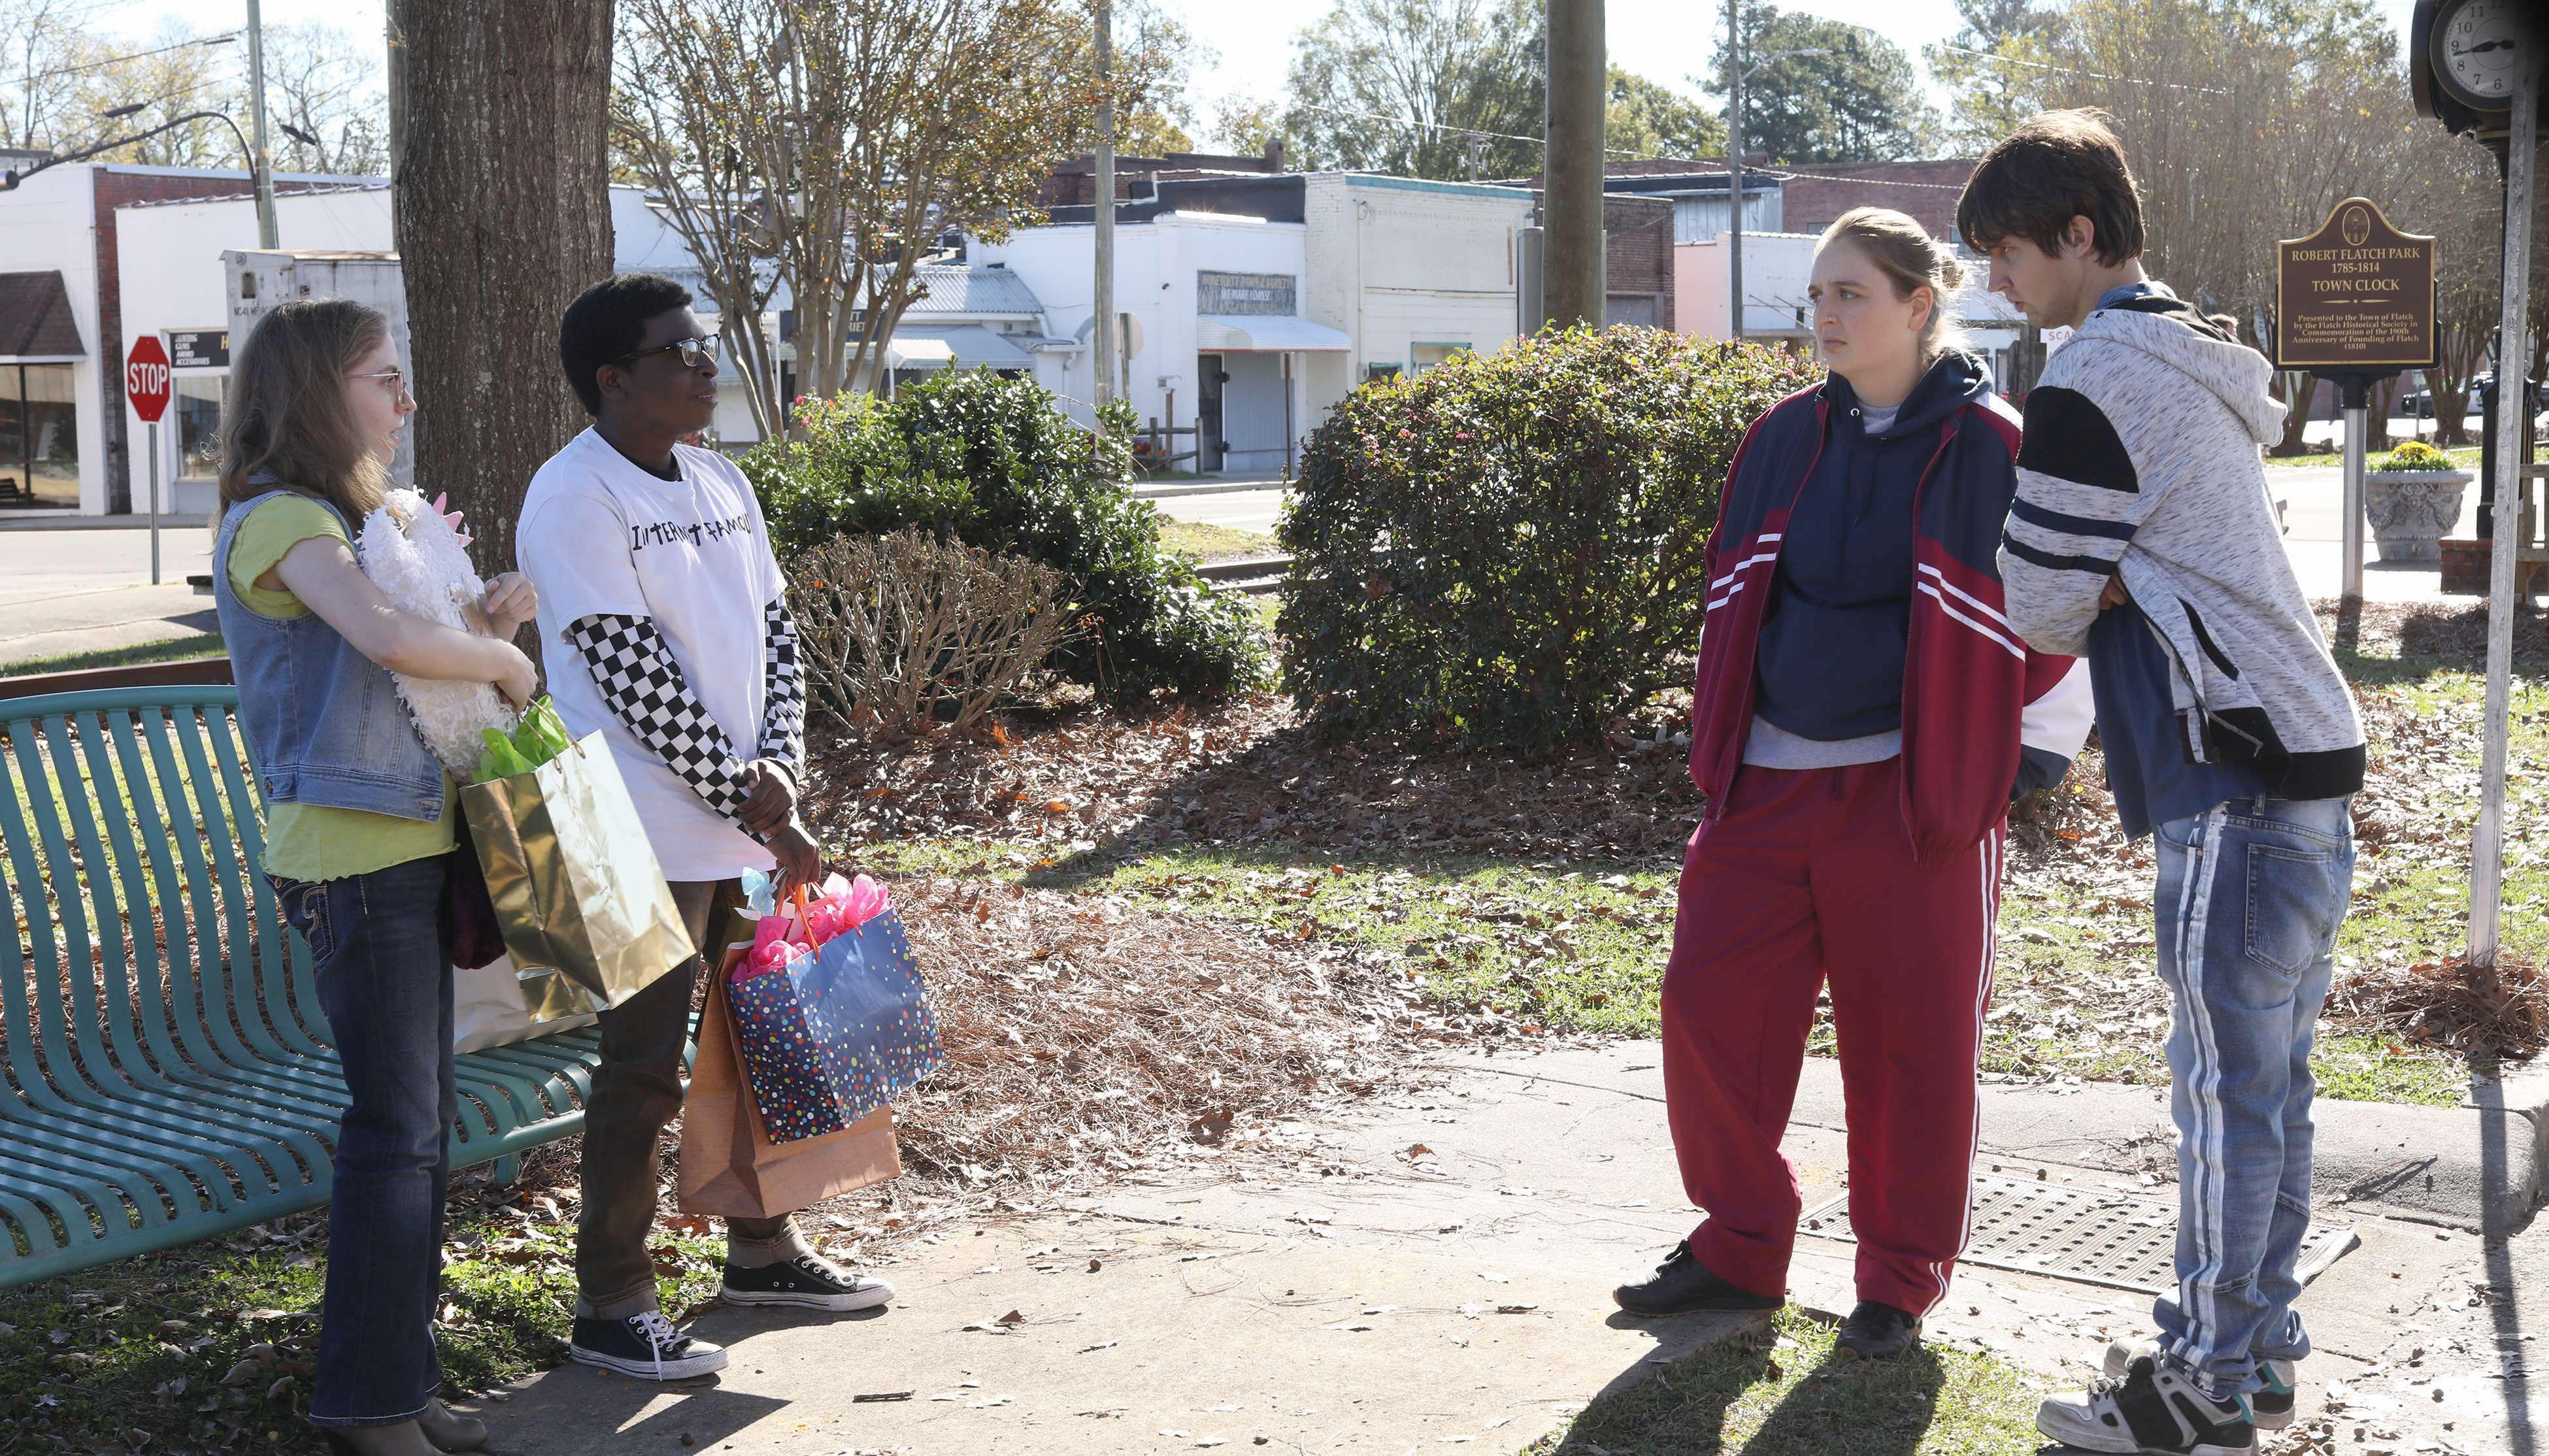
[2104,1336,2295,1431]
[2037,1353,2255,1455]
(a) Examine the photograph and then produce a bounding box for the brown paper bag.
[678,948,902,1217]
[463,731,695,1010]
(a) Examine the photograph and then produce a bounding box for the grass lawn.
[1158,518,1280,561]
[0,1173,727,1455]
[1520,1307,2050,1456]
[1,633,225,680]
[822,605,2545,1108]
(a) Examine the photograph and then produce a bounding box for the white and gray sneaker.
[2104,1338,2295,1431]
[720,1253,895,1313]
[569,1310,730,1381]
[2037,1353,2254,1455]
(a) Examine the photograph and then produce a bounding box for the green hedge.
[1278,326,1822,752]
[739,370,1269,704]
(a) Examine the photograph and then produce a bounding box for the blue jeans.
[2148,795,2354,1400]
[273,855,458,1429]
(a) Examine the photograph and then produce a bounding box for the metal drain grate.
[1797,1172,2359,1297]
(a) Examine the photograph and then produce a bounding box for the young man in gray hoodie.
[1960,110,2365,1456]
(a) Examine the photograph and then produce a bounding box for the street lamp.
[1722,1,1826,342]
[2,107,267,233]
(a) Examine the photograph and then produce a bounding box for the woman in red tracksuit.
[1612,207,2092,1357]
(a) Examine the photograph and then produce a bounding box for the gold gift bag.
[461,731,694,1009]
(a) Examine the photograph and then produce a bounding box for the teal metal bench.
[0,685,607,1287]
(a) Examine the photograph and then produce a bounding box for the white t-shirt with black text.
[518,427,784,882]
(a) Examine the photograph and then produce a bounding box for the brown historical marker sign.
[2274,197,2437,371]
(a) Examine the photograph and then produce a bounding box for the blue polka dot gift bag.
[726,878,946,1144]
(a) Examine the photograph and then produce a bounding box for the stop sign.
[125,336,171,423]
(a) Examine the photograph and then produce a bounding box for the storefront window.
[1410,343,1466,374]
[0,363,79,508]
[175,375,225,480]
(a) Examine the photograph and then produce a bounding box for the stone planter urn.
[2362,469,2473,564]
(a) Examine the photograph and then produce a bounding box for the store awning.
[0,271,84,359]
[1195,315,1351,353]
[886,325,1037,371]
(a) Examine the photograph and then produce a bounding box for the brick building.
[1035,143,1288,208]
[1771,159,1977,241]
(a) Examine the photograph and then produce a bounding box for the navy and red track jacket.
[1689,366,2093,867]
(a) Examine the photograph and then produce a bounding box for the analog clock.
[2427,0,2529,112]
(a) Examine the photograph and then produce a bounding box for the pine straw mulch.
[797,688,1705,867]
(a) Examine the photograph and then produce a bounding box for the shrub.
[790,530,1077,740]
[2372,440,2455,473]
[1278,326,1822,752]
[738,370,1269,704]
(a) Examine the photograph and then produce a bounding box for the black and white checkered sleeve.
[756,595,805,780]
[564,613,750,822]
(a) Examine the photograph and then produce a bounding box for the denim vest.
[212,488,447,821]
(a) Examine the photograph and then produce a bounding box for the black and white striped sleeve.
[564,612,751,822]
[755,595,805,782]
[1999,384,2154,657]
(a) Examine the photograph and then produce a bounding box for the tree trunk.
[388,0,613,584]
[2271,374,2315,457]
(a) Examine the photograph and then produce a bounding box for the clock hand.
[2453,40,2518,56]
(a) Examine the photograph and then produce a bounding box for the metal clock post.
[2412,0,2541,970]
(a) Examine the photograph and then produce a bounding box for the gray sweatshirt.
[1997,294,2365,801]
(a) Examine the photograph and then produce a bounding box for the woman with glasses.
[212,299,537,1454]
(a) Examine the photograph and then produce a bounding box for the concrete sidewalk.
[469,1044,2547,1455]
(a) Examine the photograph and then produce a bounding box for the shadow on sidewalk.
[1541,1312,1958,1456]
[461,1304,889,1455]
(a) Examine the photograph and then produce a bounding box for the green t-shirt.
[225,493,457,883]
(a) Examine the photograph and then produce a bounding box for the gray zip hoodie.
[1997,294,2365,801]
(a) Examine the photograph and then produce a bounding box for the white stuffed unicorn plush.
[355,488,520,776]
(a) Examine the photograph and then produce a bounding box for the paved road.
[1150,486,1289,537]
[0,520,218,667]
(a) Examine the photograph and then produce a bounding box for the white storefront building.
[0,173,781,518]
[5,163,1536,516]
[1676,229,2025,389]
[976,172,1534,474]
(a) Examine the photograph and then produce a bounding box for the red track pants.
[1660,757,2003,1316]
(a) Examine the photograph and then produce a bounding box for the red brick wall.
[1603,195,1674,326]
[91,169,273,513]
[1773,160,1978,242]
[1037,147,1286,207]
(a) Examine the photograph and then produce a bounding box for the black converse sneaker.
[720,1253,895,1313]
[2105,1338,2295,1431]
[569,1310,730,1381]
[2037,1353,2254,1455]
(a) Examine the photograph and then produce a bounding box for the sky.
[97,0,2425,147]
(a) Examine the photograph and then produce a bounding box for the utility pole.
[1091,0,1116,410]
[245,0,280,248]
[1541,0,1605,329]
[2470,49,2539,972]
[1724,0,1743,342]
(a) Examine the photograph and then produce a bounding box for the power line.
[22,29,240,88]
[1934,42,2233,97]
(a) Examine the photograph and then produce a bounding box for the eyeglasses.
[351,367,412,403]
[615,335,720,371]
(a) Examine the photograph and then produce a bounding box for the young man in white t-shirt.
[520,273,891,1381]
